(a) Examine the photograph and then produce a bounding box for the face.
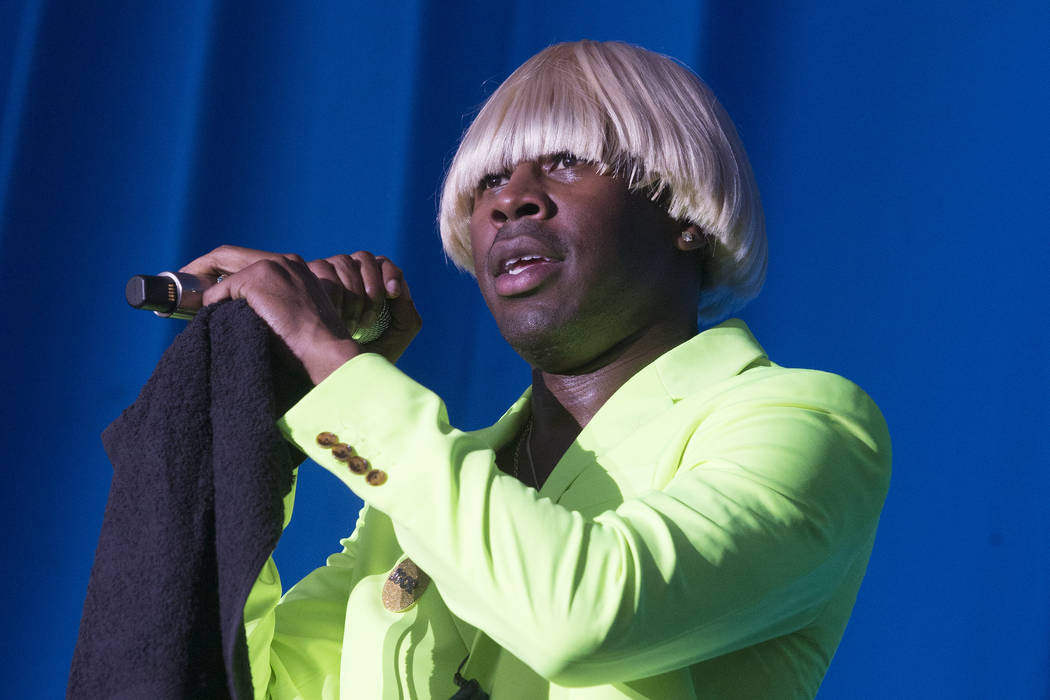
[469,153,699,372]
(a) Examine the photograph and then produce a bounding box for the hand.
[303,250,422,366]
[180,245,421,384]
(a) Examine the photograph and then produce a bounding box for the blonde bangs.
[440,50,617,271]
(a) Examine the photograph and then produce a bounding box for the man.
[185,40,890,699]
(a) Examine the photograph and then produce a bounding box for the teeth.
[503,255,551,274]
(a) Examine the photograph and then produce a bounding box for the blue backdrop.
[2,1,1047,697]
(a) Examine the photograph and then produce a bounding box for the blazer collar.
[469,319,769,501]
[650,318,769,401]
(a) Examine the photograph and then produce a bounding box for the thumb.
[385,279,422,336]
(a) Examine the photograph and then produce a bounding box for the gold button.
[316,432,340,447]
[347,456,370,475]
[331,444,355,461]
[365,469,388,486]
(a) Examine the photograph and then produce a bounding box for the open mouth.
[487,231,563,296]
[501,255,554,276]
[492,254,559,297]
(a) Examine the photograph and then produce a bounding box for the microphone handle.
[125,271,389,344]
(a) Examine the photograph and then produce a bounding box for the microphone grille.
[351,301,391,344]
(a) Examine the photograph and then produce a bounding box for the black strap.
[450,653,490,700]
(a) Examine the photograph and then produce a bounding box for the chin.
[497,310,611,373]
[496,309,569,369]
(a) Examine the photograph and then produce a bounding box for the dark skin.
[181,247,421,383]
[470,154,705,486]
[180,154,705,489]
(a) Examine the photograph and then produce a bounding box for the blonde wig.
[439,40,766,322]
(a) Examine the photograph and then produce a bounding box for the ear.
[674,224,705,251]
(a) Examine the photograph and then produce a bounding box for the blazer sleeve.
[277,353,891,687]
[242,480,366,699]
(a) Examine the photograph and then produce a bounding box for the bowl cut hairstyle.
[439,40,767,322]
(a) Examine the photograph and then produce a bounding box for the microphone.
[125,271,390,344]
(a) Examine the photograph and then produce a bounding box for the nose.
[490,162,555,225]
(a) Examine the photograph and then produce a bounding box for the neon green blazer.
[245,320,891,699]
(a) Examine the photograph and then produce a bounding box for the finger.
[377,257,403,299]
[179,244,287,277]
[281,253,340,309]
[322,255,366,331]
[307,258,347,317]
[385,278,422,336]
[197,256,285,307]
[348,251,385,328]
[201,272,237,307]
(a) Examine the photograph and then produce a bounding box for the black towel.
[69,300,305,699]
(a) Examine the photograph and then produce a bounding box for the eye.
[478,171,509,191]
[548,152,581,170]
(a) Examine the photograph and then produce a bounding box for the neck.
[515,323,694,489]
[530,322,696,434]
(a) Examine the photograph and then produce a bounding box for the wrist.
[302,332,361,385]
